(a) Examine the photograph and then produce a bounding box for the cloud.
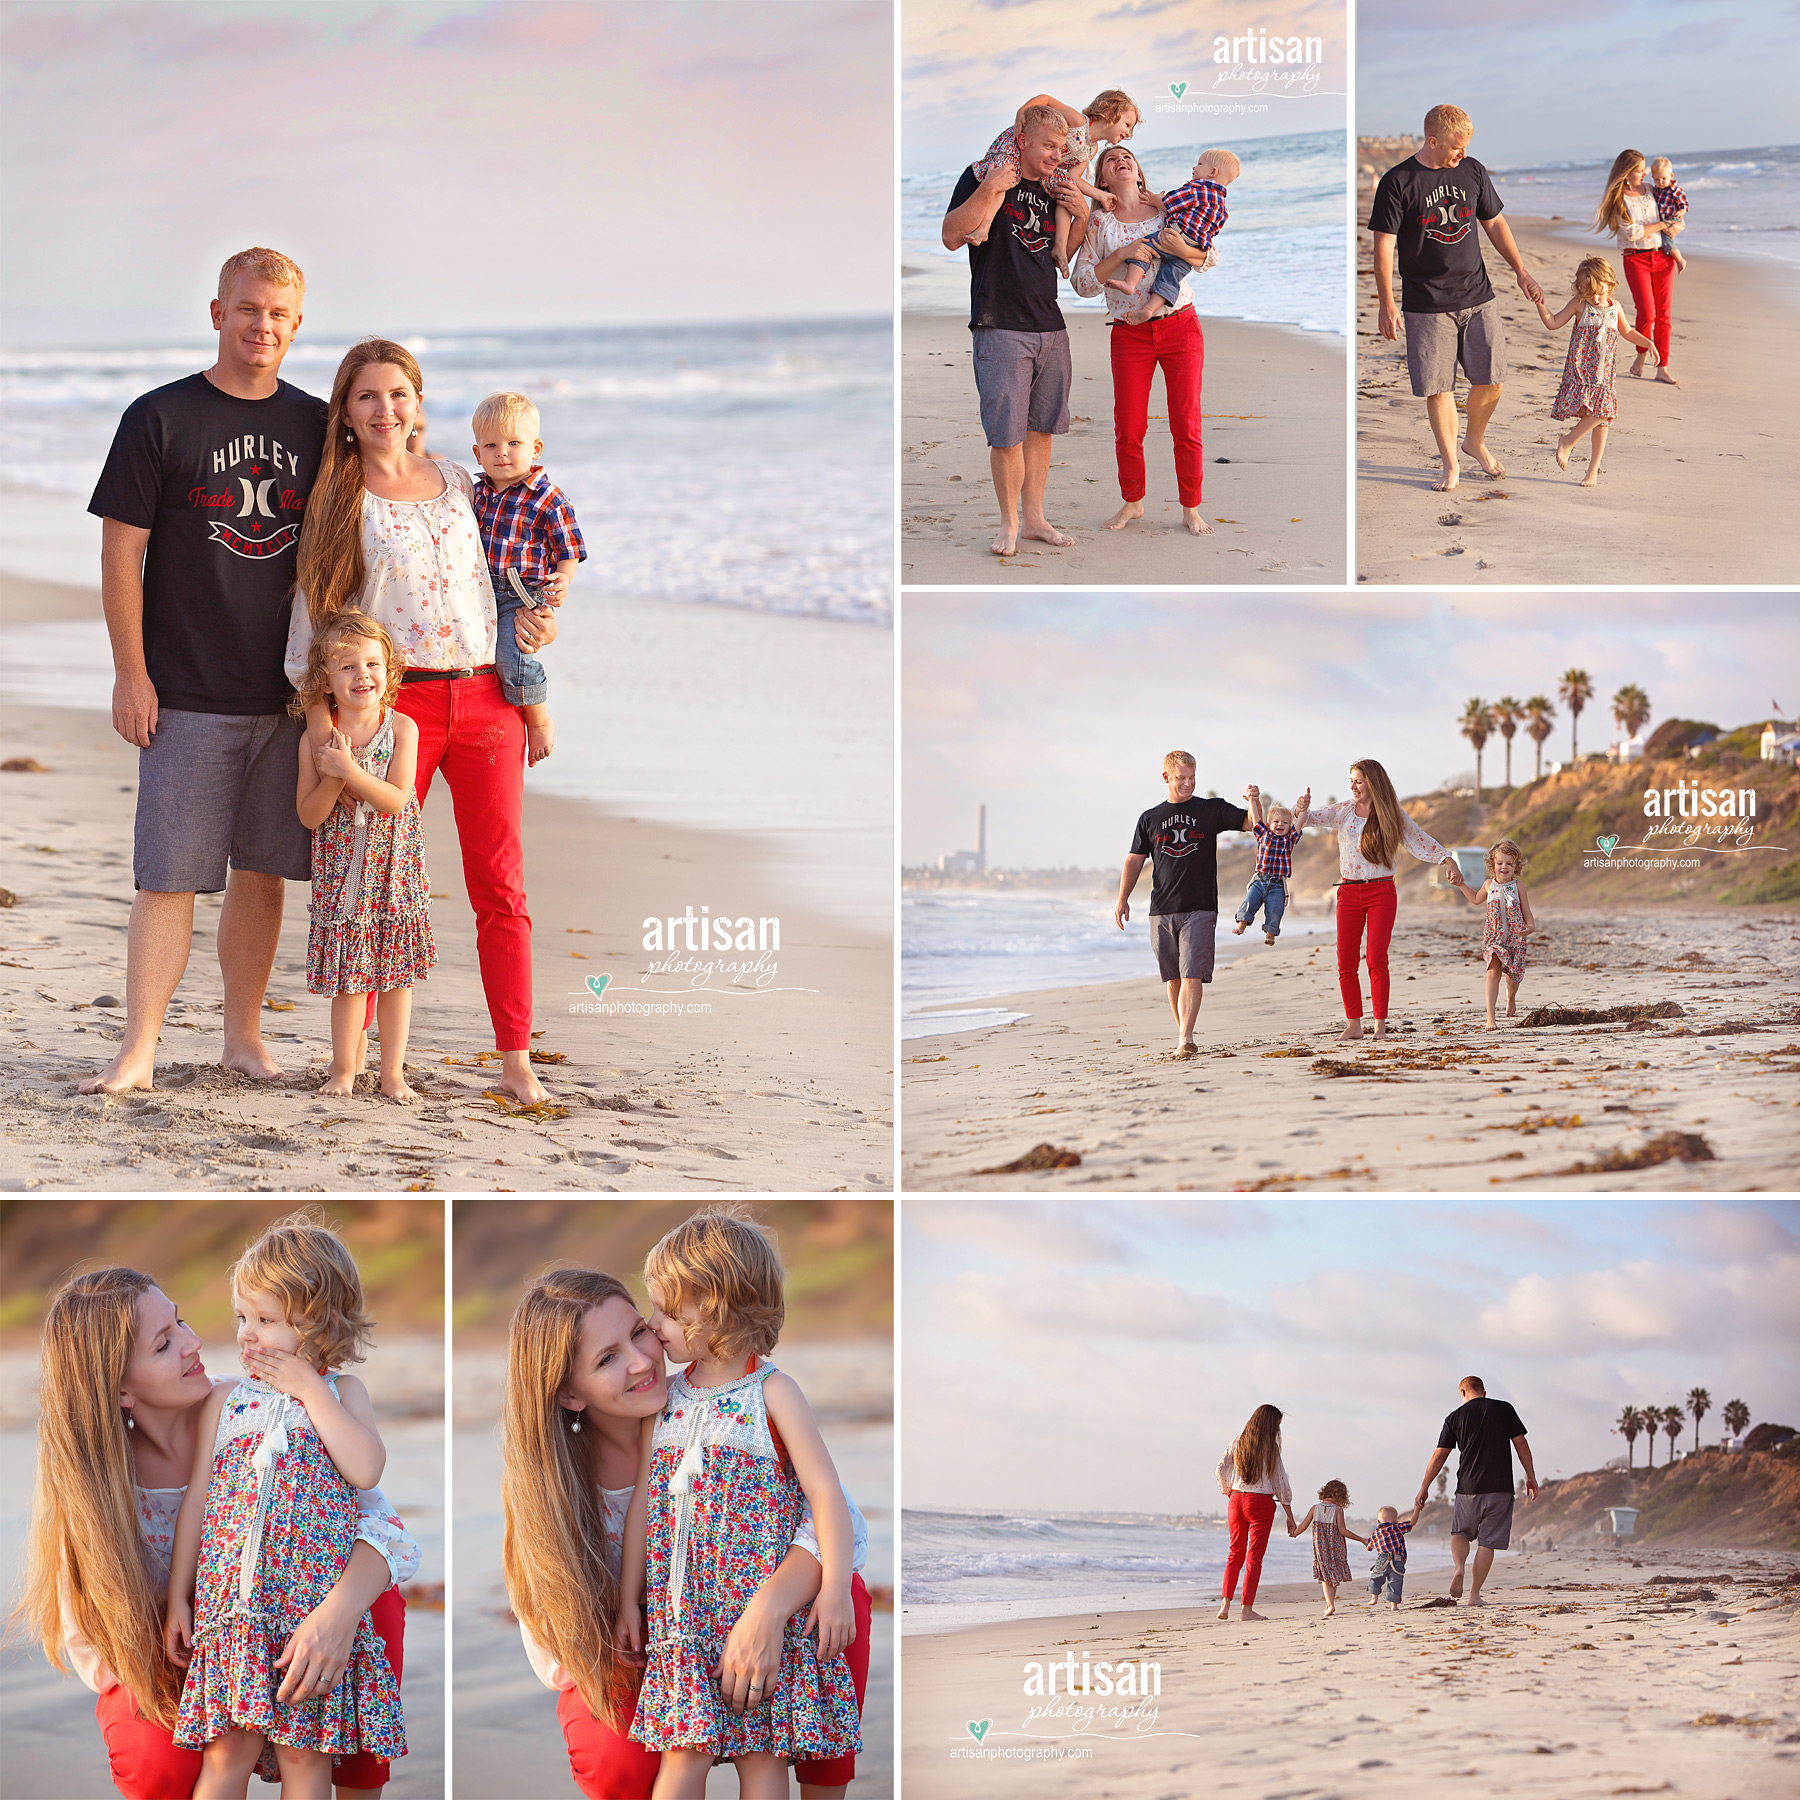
[1646,1201,1800,1264]
[906,1201,1135,1263]
[932,1268,1244,1341]
[1420,1207,1572,1252]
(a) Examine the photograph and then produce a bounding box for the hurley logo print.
[1596,835,1621,856]
[585,974,612,998]
[967,1720,992,1742]
[1169,81,1188,99]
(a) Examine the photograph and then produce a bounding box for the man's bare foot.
[1181,507,1213,536]
[319,1070,358,1097]
[223,1041,285,1080]
[526,718,555,766]
[1232,920,1248,935]
[1241,1606,1267,1622]
[80,1049,157,1095]
[1430,460,1459,493]
[497,1051,548,1105]
[1020,519,1075,547]
[1335,1022,1364,1043]
[1448,1570,1464,1599]
[381,1073,420,1104]
[1461,439,1505,477]
[990,523,1020,556]
[1555,437,1574,473]
[1104,500,1145,531]
[1216,1600,1232,1620]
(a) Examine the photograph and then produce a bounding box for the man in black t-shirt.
[1113,751,1249,1058]
[1368,103,1545,493]
[942,104,1089,558]
[81,247,325,1096]
[1414,1375,1539,1607]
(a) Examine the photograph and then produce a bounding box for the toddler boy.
[1232,784,1299,944]
[1650,157,1687,273]
[1366,1501,1423,1609]
[469,391,587,765]
[1106,148,1241,322]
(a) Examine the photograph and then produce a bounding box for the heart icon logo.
[1169,81,1188,100]
[1596,835,1620,856]
[967,1720,992,1742]
[585,974,612,997]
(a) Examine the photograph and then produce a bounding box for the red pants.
[558,1574,874,1797]
[1335,878,1397,1019]
[95,1586,405,1797]
[396,669,533,1051]
[1223,1492,1276,1608]
[1622,249,1675,368]
[1110,304,1205,506]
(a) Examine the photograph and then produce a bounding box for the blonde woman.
[502,1268,872,1800]
[1295,759,1465,1042]
[1594,149,1682,385]
[1215,1404,1295,1622]
[16,1266,415,1800]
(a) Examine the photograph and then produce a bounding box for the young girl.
[1287,1479,1367,1617]
[165,1211,405,1799]
[292,611,436,1102]
[1451,838,1536,1028]
[1538,256,1658,487]
[618,1205,860,1799]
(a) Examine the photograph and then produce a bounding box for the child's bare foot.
[1264,932,1277,944]
[1367,1594,1381,1607]
[1430,458,1459,493]
[1335,1021,1364,1043]
[381,1072,420,1103]
[1387,1600,1400,1610]
[1461,438,1505,477]
[526,717,555,765]
[1482,1016,1498,1031]
[1104,500,1144,531]
[319,1069,358,1097]
[1554,436,1575,473]
[1232,920,1248,935]
[1181,507,1213,536]
[1580,467,1602,488]
[1324,1602,1336,1616]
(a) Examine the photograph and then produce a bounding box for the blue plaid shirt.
[471,467,586,589]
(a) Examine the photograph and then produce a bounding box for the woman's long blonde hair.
[1233,1403,1284,1485]
[501,1268,640,1725]
[1351,758,1407,870]
[1593,149,1647,235]
[15,1268,183,1725]
[294,338,425,629]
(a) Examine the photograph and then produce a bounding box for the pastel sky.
[902,1199,1799,1515]
[1358,0,1800,167]
[903,0,1346,175]
[0,0,891,347]
[901,593,1799,870]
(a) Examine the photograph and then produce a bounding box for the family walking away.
[502,1204,870,1800]
[81,245,579,1110]
[18,1213,418,1800]
[1214,1378,1537,1623]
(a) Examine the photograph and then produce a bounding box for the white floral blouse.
[1070,207,1208,323]
[285,458,497,683]
[1297,799,1451,881]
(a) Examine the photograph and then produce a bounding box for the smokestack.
[977,803,987,872]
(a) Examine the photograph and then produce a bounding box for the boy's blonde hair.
[1163,750,1197,773]
[1377,1505,1400,1522]
[472,390,542,441]
[1572,256,1618,304]
[229,1207,373,1369]
[1423,103,1472,145]
[287,609,402,720]
[1265,802,1295,827]
[1319,1478,1350,1503]
[1197,148,1242,182]
[217,246,306,305]
[1650,157,1673,182]
[1084,89,1138,129]
[644,1204,784,1362]
[1485,837,1526,878]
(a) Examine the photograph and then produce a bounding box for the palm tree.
[1662,1405,1684,1463]
[1688,1387,1711,1453]
[1559,668,1594,761]
[1524,695,1556,780]
[1643,1405,1659,1467]
[1723,1398,1751,1442]
[1461,698,1495,801]
[1493,696,1524,792]
[1616,1404,1643,1469]
[1613,683,1653,753]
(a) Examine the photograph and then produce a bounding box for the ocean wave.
[906,1551,1219,1580]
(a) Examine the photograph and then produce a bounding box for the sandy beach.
[902,1542,1800,1797]
[0,578,893,1194]
[901,308,1346,584]
[1355,211,1800,584]
[901,905,1800,1192]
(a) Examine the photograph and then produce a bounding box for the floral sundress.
[174,1375,406,1771]
[1483,877,1529,979]
[1552,299,1622,422]
[1312,1501,1352,1584]
[306,710,436,996]
[629,1361,861,1762]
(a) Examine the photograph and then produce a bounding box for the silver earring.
[125,1412,135,1431]
[571,1414,581,1433]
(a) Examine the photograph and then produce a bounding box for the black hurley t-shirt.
[88,373,327,715]
[1129,797,1250,915]
[948,165,1065,334]
[1367,154,1504,313]
[1437,1396,1528,1494]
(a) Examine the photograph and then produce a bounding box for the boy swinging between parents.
[1415,1375,1539,1608]
[1370,104,1546,492]
[1114,752,1248,1059]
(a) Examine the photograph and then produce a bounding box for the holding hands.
[314,727,358,782]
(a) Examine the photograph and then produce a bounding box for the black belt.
[402,665,494,684]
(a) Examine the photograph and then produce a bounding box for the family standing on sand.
[1372,104,1688,491]
[940,89,1241,554]
[1216,1377,1538,1622]
[1115,752,1539,1055]
[81,246,587,1108]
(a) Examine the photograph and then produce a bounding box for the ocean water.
[901,888,1332,1039]
[902,1508,1458,1632]
[903,130,1347,335]
[0,316,893,623]
[1490,143,1800,273]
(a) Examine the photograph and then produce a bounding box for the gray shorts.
[1152,909,1217,981]
[1450,1491,1516,1549]
[134,709,312,892]
[971,327,1072,448]
[1404,300,1507,396]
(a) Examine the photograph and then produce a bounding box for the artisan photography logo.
[1583,784,1785,870]
[1159,27,1338,111]
[566,905,817,1017]
[947,1650,1197,1762]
